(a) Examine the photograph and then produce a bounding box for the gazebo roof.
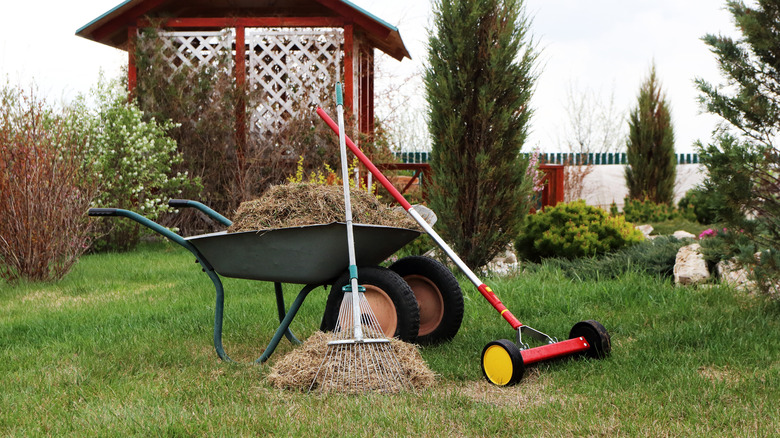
[77,0,410,61]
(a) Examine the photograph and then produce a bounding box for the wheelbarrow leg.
[274,282,302,345]
[257,283,318,364]
[205,269,233,363]
[89,207,238,363]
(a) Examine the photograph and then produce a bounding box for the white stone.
[635,224,654,237]
[482,244,520,276]
[673,230,696,240]
[674,243,710,285]
[716,259,754,291]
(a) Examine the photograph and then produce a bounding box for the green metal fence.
[393,151,700,165]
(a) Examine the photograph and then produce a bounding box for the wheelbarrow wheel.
[321,266,420,343]
[568,320,611,359]
[481,339,525,386]
[389,256,464,345]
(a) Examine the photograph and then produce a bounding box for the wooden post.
[539,164,565,208]
[343,24,354,113]
[234,25,247,197]
[127,26,137,99]
[358,42,374,137]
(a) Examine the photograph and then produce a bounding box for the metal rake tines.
[310,340,410,393]
[309,291,412,393]
[333,292,387,340]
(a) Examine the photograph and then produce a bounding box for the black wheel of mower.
[481,339,525,386]
[568,320,611,359]
[321,266,420,343]
[388,256,464,345]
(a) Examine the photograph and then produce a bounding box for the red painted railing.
[371,163,565,210]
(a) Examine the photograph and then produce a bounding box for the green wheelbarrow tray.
[187,223,419,284]
[88,200,419,364]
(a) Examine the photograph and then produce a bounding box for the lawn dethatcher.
[316,108,612,386]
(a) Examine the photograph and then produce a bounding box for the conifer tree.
[625,65,676,204]
[424,0,537,269]
[695,0,780,295]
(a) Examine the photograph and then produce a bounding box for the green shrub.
[697,227,749,265]
[621,197,677,223]
[515,200,644,261]
[677,187,720,225]
[532,235,684,280]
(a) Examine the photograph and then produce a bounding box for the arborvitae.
[625,65,676,205]
[424,0,537,269]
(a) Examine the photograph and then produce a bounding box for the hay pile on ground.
[228,183,417,232]
[266,331,436,393]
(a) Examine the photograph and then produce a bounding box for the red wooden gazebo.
[77,0,410,137]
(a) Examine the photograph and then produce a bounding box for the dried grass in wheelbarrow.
[266,331,436,393]
[228,183,418,232]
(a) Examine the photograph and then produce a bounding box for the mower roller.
[316,108,612,386]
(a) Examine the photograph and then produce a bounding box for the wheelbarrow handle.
[88,208,119,217]
[88,207,195,253]
[168,199,232,227]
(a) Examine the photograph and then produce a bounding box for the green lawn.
[1,242,778,436]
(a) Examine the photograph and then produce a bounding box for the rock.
[716,252,780,296]
[674,243,710,285]
[635,224,654,237]
[673,230,696,240]
[483,244,520,276]
[716,259,754,292]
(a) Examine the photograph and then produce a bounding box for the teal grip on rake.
[343,265,364,292]
[342,284,366,293]
[336,82,344,106]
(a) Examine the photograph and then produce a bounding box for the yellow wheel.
[481,339,525,386]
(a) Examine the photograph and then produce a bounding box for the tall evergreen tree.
[625,65,676,204]
[424,0,537,269]
[697,0,780,148]
[695,0,780,295]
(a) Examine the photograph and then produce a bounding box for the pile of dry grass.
[228,183,417,233]
[266,331,436,393]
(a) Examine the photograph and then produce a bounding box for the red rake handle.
[316,108,412,211]
[316,107,522,330]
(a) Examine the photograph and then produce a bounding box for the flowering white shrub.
[71,77,199,250]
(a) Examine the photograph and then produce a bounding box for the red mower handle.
[316,108,413,212]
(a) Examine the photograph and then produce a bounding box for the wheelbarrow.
[88,199,464,362]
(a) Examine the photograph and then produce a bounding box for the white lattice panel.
[246,28,343,133]
[159,30,235,73]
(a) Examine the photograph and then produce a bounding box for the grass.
[2,242,779,436]
[648,217,711,237]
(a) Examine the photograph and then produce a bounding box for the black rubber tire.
[569,320,611,359]
[481,339,525,386]
[389,256,464,345]
[320,266,420,343]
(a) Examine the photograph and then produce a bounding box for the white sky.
[0,0,740,153]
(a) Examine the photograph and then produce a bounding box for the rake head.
[309,291,411,394]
